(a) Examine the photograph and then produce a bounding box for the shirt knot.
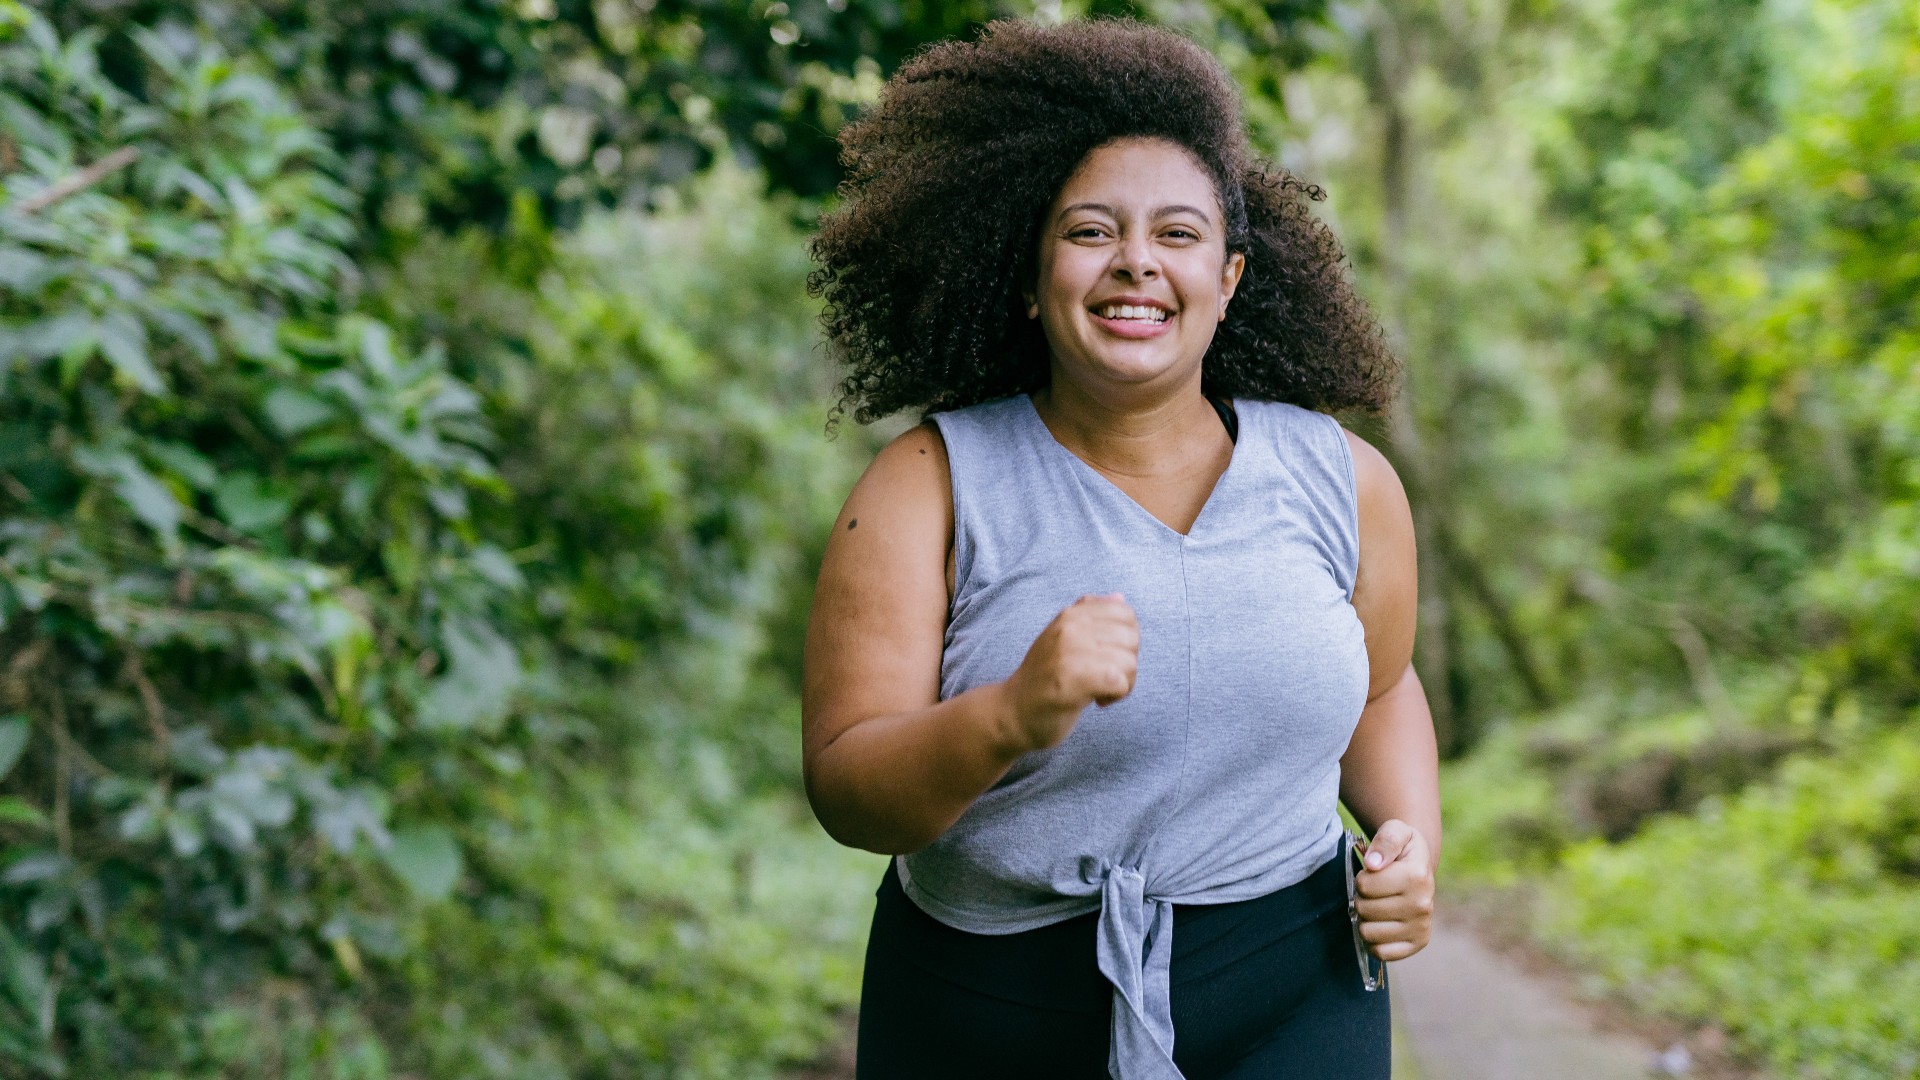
[1093,863,1184,1080]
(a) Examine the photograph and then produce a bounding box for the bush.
[1,8,877,1075]
[1,11,512,1071]
[1546,735,1920,1079]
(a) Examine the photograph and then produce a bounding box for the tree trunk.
[1364,2,1465,755]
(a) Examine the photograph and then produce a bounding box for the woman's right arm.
[802,423,1138,854]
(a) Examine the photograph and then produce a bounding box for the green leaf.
[415,619,521,733]
[146,441,217,490]
[1,850,68,886]
[356,320,399,380]
[0,716,26,780]
[112,458,184,545]
[145,305,219,364]
[0,799,46,829]
[16,311,93,362]
[263,387,334,435]
[97,310,162,393]
[0,246,50,291]
[469,545,525,590]
[213,472,292,533]
[223,311,281,363]
[0,921,52,1039]
[381,825,461,901]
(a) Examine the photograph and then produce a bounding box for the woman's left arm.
[1339,428,1441,961]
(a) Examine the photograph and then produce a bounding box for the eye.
[1067,225,1111,240]
[1163,227,1200,241]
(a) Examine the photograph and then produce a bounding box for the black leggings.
[855,853,1390,1079]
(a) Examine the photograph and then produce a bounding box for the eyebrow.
[1057,202,1216,225]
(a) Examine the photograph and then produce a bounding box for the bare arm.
[1342,665,1441,860]
[801,424,1137,854]
[1339,428,1441,959]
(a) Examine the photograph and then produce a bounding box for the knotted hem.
[1093,864,1184,1080]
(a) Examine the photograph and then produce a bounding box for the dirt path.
[1390,913,1662,1080]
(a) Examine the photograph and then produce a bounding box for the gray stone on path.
[1391,914,1659,1080]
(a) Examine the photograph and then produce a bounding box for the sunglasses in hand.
[1344,829,1388,992]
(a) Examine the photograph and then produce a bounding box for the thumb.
[1362,819,1415,871]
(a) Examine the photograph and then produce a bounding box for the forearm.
[805,680,1023,855]
[1339,664,1442,861]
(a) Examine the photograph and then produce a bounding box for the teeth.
[1097,304,1170,322]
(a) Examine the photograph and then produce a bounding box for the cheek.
[1039,247,1105,306]
[1173,264,1225,314]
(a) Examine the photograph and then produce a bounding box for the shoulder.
[1338,427,1416,636]
[1237,399,1366,505]
[1344,426,1405,515]
[846,421,950,523]
[817,421,954,611]
[1239,398,1353,456]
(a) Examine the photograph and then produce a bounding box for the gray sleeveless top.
[900,393,1370,1080]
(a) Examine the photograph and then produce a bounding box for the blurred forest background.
[0,0,1913,1077]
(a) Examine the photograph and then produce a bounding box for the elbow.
[811,809,937,857]
[803,767,939,856]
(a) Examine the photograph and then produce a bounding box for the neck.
[1032,369,1222,480]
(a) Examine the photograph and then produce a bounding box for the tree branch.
[12,146,140,215]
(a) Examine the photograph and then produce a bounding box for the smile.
[1089,299,1176,339]
[1093,303,1171,323]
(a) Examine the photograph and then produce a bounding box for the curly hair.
[807,18,1398,426]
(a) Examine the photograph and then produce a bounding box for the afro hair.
[808,18,1398,425]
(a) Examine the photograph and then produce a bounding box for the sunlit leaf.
[98,310,162,393]
[0,716,28,780]
[381,825,461,901]
[0,799,47,828]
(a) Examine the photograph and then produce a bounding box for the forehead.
[1051,137,1220,218]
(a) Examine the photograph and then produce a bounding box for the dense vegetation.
[1,0,1913,1077]
[0,2,893,1074]
[1282,0,1918,1075]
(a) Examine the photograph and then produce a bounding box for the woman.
[801,19,1438,1080]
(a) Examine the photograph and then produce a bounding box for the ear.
[1217,250,1247,321]
[1023,291,1038,320]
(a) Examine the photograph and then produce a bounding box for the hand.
[1000,593,1139,753]
[1354,819,1435,962]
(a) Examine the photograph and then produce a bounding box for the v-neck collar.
[1020,392,1244,540]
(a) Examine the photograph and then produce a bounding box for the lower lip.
[1091,312,1175,339]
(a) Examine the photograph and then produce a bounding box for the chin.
[1076,341,1195,385]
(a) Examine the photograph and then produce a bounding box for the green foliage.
[390,783,875,1080]
[0,4,879,1075]
[349,173,884,1078]
[27,0,1056,230]
[1323,0,1920,1070]
[0,9,517,1072]
[1547,736,1920,1078]
[369,166,874,793]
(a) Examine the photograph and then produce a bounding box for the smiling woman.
[806,19,1396,427]
[802,19,1438,1080]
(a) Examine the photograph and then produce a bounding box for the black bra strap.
[1208,394,1239,444]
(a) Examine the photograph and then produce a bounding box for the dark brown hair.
[808,18,1398,425]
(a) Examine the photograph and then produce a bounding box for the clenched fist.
[1001,593,1140,753]
[1353,819,1435,961]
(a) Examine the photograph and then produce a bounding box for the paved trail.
[1391,913,1660,1080]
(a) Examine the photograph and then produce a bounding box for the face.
[1029,137,1245,397]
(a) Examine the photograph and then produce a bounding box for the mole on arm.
[848,518,858,530]
[919,448,927,454]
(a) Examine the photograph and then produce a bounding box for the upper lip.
[1090,295,1176,314]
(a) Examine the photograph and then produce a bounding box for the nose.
[1111,232,1160,282]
